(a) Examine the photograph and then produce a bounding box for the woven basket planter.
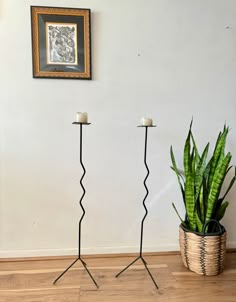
[179,221,227,276]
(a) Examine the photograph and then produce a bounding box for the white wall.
[0,0,236,257]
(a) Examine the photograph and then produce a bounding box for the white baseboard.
[226,242,236,249]
[0,242,235,258]
[0,244,178,258]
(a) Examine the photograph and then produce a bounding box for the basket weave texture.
[179,224,227,276]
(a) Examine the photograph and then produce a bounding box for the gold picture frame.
[31,6,91,79]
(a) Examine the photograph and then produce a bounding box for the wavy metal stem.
[78,124,86,258]
[140,126,149,256]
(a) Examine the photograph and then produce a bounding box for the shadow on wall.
[126,180,176,238]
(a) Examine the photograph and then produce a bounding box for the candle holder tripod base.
[115,254,158,289]
[53,122,98,288]
[53,256,99,288]
[115,125,159,290]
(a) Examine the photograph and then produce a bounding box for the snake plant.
[171,122,235,233]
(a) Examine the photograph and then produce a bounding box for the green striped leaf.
[195,143,209,201]
[208,127,229,188]
[199,185,205,222]
[206,152,232,222]
[196,211,204,232]
[183,128,196,230]
[190,131,200,167]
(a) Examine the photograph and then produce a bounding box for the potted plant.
[170,122,235,275]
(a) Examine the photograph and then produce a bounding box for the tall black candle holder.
[115,125,158,289]
[53,122,99,288]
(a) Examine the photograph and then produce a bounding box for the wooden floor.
[0,252,236,302]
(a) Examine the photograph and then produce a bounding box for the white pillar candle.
[141,117,153,126]
[76,112,88,123]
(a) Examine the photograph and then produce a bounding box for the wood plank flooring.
[0,252,235,302]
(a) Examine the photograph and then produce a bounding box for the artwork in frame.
[31,6,91,79]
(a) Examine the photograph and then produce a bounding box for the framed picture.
[31,6,91,79]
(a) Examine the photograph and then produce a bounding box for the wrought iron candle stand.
[53,122,99,288]
[115,125,159,289]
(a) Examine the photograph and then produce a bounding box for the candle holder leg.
[142,257,147,265]
[115,256,140,278]
[53,258,80,285]
[115,126,159,290]
[53,123,99,288]
[81,259,99,288]
[141,257,159,289]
